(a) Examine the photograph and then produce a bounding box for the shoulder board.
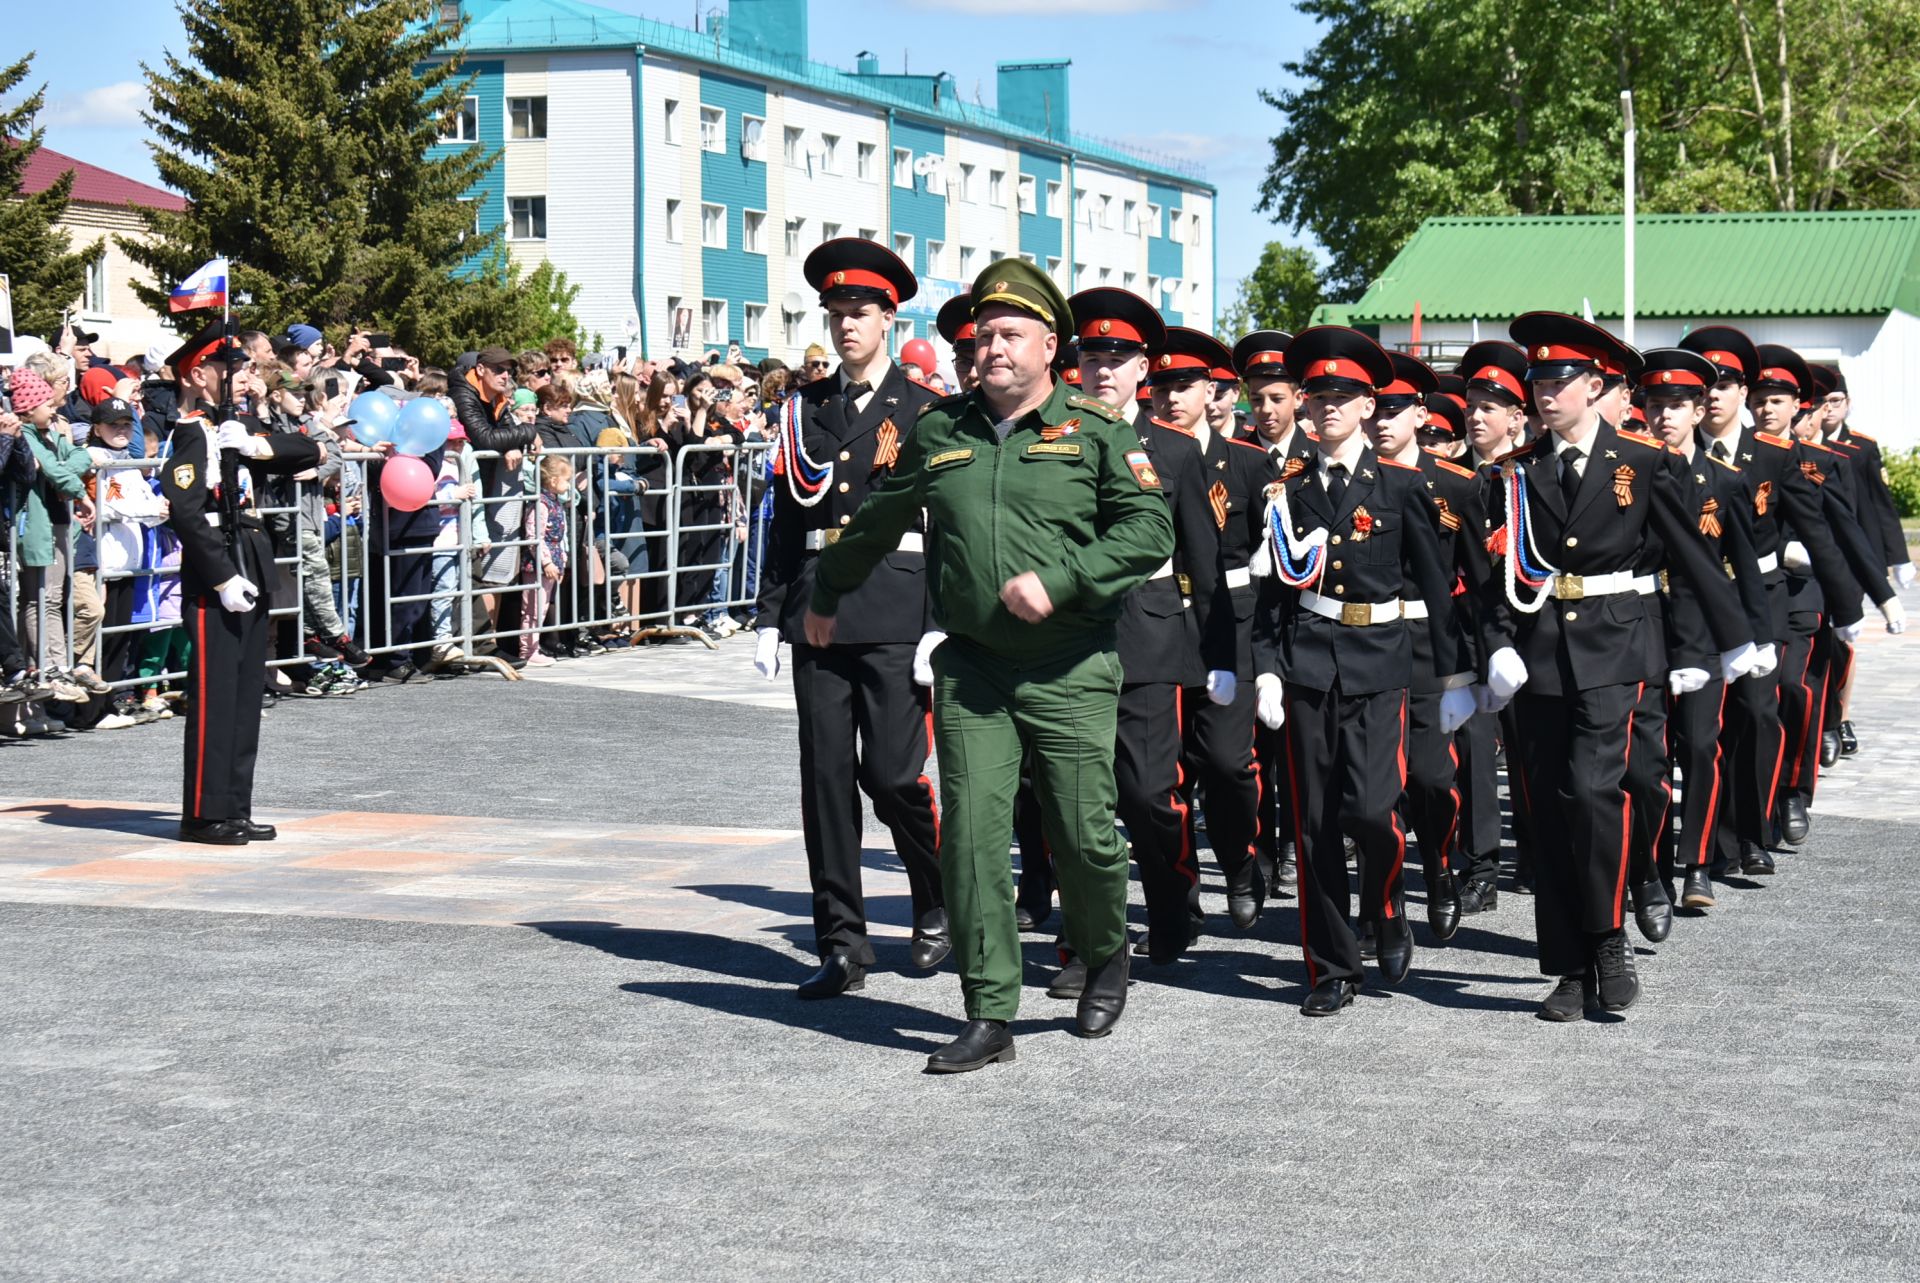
[1224,434,1265,451]
[1433,457,1476,479]
[919,394,969,418]
[1755,431,1793,448]
[1708,452,1741,472]
[1848,429,1877,443]
[1065,393,1123,422]
[1492,445,1528,465]
[1800,439,1836,455]
[1378,457,1420,472]
[1156,419,1196,438]
[1616,428,1663,448]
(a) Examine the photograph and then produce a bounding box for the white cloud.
[45,81,148,129]
[902,0,1177,12]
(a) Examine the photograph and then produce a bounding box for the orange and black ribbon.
[1755,480,1773,516]
[1612,465,1636,508]
[1208,480,1230,530]
[1434,495,1461,531]
[1699,496,1722,539]
[1799,459,1826,486]
[1280,457,1307,481]
[872,420,899,472]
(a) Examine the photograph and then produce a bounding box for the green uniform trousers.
[932,635,1129,1020]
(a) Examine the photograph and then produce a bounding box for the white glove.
[1205,669,1237,706]
[1749,644,1778,679]
[1487,647,1529,701]
[752,627,781,680]
[912,629,947,686]
[1667,667,1709,695]
[1882,597,1907,635]
[86,446,115,467]
[1439,686,1476,735]
[1894,562,1917,589]
[215,574,259,614]
[1719,641,1759,682]
[1782,540,1811,571]
[216,419,272,459]
[1836,619,1866,644]
[1474,684,1509,715]
[1254,674,1286,729]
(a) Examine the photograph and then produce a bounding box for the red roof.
[12,140,187,212]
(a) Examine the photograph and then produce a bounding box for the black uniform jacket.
[1827,424,1908,569]
[758,362,937,645]
[161,416,322,598]
[1253,446,1466,697]
[1197,426,1280,679]
[1665,448,1774,670]
[1791,436,1894,616]
[1114,414,1227,686]
[1405,449,1491,694]
[1718,427,1877,627]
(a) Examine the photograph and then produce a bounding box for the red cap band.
[175,338,225,380]
[1152,352,1211,374]
[1243,350,1287,368]
[822,268,899,306]
[1641,368,1705,389]
[1301,357,1373,387]
[952,322,975,342]
[1078,317,1143,344]
[1468,364,1524,399]
[1760,366,1800,391]
[1380,377,1420,396]
[1702,349,1744,374]
[1526,341,1611,373]
[1210,366,1237,382]
[1440,392,1467,412]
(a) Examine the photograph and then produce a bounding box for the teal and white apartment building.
[427,0,1216,365]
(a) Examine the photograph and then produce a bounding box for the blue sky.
[15,0,1320,318]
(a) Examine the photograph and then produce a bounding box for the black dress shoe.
[1593,930,1640,1012]
[1047,959,1086,1000]
[1537,973,1591,1022]
[1513,858,1535,895]
[1630,879,1672,943]
[1819,729,1841,768]
[796,954,866,999]
[1741,842,1776,876]
[1459,877,1498,916]
[910,910,950,970]
[235,819,277,842]
[1779,794,1810,846]
[1075,946,1130,1038]
[1427,870,1462,942]
[1301,978,1358,1016]
[1357,920,1379,960]
[1225,861,1264,930]
[1275,849,1298,891]
[1375,914,1414,985]
[1681,866,1716,909]
[1839,720,1859,756]
[179,819,249,846]
[925,1019,1014,1073]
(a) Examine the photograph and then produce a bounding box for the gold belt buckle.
[1340,602,1371,627]
[1722,559,1735,580]
[1554,573,1584,600]
[1176,573,1192,595]
[822,528,841,546]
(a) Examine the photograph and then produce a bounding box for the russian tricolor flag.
[169,257,229,313]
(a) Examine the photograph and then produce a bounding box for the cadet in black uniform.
[936,293,979,393]
[753,239,947,997]
[1252,327,1475,1015]
[162,323,324,845]
[1485,314,1758,1021]
[1151,327,1271,929]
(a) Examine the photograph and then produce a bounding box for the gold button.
[838,450,850,462]
[1331,534,1343,545]
[837,481,850,494]
[1566,536,1578,547]
[1334,584,1346,595]
[839,514,851,526]
[1565,609,1578,621]
[1332,560,1343,570]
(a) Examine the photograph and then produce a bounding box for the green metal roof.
[1345,212,1920,323]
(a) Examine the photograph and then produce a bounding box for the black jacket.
[449,370,536,499]
[1113,415,1226,686]
[1403,449,1491,694]
[161,415,322,597]
[1664,447,1773,669]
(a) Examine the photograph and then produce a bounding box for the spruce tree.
[0,55,101,341]
[124,0,578,359]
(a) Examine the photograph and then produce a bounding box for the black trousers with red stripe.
[1403,688,1462,882]
[1823,634,1855,732]
[1284,681,1409,988]
[180,593,270,823]
[790,641,942,963]
[1714,662,1784,864]
[1511,682,1641,977]
[1256,720,1294,873]
[1624,680,1672,889]
[1180,680,1261,889]
[1455,709,1504,884]
[1115,681,1200,956]
[1668,677,1728,873]
[1778,608,1826,805]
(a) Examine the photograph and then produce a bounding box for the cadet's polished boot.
[1301,978,1357,1016]
[1459,876,1498,915]
[1839,720,1859,756]
[1074,946,1130,1038]
[925,1020,1014,1073]
[1225,859,1264,930]
[1630,879,1672,943]
[1779,794,1811,846]
[179,819,250,846]
[1819,730,1841,768]
[910,909,951,970]
[1680,866,1716,910]
[1741,841,1776,876]
[1427,869,1462,942]
[235,819,276,842]
[796,954,865,999]
[1375,913,1414,985]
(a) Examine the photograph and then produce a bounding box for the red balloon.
[381,454,437,512]
[900,337,938,373]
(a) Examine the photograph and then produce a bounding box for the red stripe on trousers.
[1384,693,1409,919]
[1785,615,1821,790]
[1282,697,1314,987]
[1612,683,1643,928]
[191,600,208,817]
[1694,685,1728,868]
[1170,687,1196,886]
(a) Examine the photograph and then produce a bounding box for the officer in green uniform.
[805,260,1174,1073]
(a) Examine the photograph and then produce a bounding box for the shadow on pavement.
[4,801,177,837]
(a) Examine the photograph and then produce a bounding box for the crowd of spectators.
[0,319,833,740]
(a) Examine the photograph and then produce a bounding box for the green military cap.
[970,259,1073,342]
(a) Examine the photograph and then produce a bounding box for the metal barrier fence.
[2,437,774,722]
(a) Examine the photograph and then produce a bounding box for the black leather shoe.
[1819,730,1841,768]
[1357,920,1379,960]
[796,954,866,999]
[910,911,950,970]
[1630,879,1672,943]
[1537,973,1591,1022]
[925,1019,1014,1073]
[235,819,277,842]
[1301,978,1358,1016]
[1014,898,1053,932]
[1839,720,1859,756]
[1375,914,1414,985]
[1459,877,1499,915]
[1741,842,1776,876]
[1513,857,1535,896]
[1780,794,1810,846]
[1047,959,1086,1000]
[1074,946,1130,1038]
[1225,862,1264,930]
[1427,870,1462,942]
[1593,930,1640,1012]
[1681,867,1716,909]
[179,819,249,846]
[1275,850,1298,892]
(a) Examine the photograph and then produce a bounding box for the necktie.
[844,380,872,400]
[1327,462,1348,509]
[1710,440,1730,463]
[1559,446,1583,505]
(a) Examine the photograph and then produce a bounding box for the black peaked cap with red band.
[166,318,246,382]
[1148,326,1235,386]
[1754,343,1813,399]
[1454,339,1528,407]
[936,292,976,352]
[804,238,918,308]
[1282,326,1393,395]
[1809,364,1838,400]
[1509,311,1643,383]
[1233,329,1295,382]
[1433,371,1469,412]
[1067,287,1165,355]
[1424,393,1466,438]
[1635,348,1718,395]
[1055,342,1083,385]
[1377,350,1439,411]
[1678,324,1760,391]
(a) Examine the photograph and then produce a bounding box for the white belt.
[804,530,923,553]
[1756,552,1779,575]
[1301,591,1403,626]
[205,514,221,527]
[1401,599,1429,620]
[1148,558,1175,580]
[1224,566,1252,590]
[1545,571,1657,600]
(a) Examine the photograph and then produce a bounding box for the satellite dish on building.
[781,292,806,316]
[914,155,938,175]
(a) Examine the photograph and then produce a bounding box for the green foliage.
[0,55,102,339]
[1217,243,1324,337]
[1883,447,1920,519]
[123,0,580,362]
[1260,0,1920,297]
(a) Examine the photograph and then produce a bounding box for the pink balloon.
[381,455,436,512]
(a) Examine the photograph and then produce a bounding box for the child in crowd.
[431,421,478,663]
[521,454,572,666]
[85,399,171,727]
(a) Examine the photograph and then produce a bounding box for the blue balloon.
[349,391,400,446]
[393,395,452,456]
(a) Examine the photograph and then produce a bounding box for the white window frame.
[892,319,914,351]
[821,133,841,174]
[785,216,804,256]
[743,303,766,347]
[893,147,913,188]
[1097,267,1111,285]
[508,95,547,141]
[856,141,876,181]
[822,220,842,241]
[782,309,802,348]
[1146,203,1162,237]
[1189,215,1204,247]
[1045,180,1063,218]
[1073,262,1087,290]
[1122,271,1137,292]
[1018,175,1037,214]
[664,198,682,243]
[1147,274,1162,299]
[439,95,479,144]
[740,114,765,161]
[894,232,914,262]
[699,106,725,152]
[666,295,685,346]
[1047,256,1063,284]
[83,254,108,315]
[701,299,727,345]
[957,161,976,202]
[989,168,1006,206]
[1123,199,1138,234]
[742,208,767,254]
[508,195,547,241]
[925,239,944,277]
[784,126,803,167]
[1017,250,1036,265]
[701,202,727,249]
[663,98,680,145]
[958,245,978,279]
[859,227,878,243]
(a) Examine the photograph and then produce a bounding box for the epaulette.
[1755,431,1793,449]
[1432,456,1476,480]
[919,393,969,418]
[1708,451,1740,470]
[1155,418,1196,438]
[1378,457,1420,472]
[1848,428,1877,443]
[1799,439,1837,455]
[1616,428,1663,449]
[1065,392,1123,422]
[1225,434,1265,451]
[1492,444,1529,465]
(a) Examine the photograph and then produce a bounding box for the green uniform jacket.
[811,378,1174,664]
